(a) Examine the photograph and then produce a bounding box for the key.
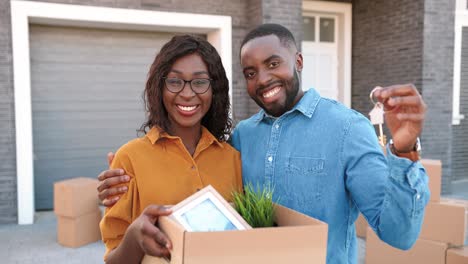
[369,102,386,147]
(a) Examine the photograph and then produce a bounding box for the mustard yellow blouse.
[99,126,243,258]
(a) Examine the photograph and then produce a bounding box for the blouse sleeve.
[99,147,140,260]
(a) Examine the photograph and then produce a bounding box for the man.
[98,24,429,264]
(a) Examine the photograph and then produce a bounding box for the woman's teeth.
[177,105,197,111]
[263,87,281,98]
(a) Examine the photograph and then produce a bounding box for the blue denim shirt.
[231,89,429,264]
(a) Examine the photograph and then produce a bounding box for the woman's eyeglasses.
[163,77,212,94]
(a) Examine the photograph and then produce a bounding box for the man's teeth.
[263,87,281,98]
[177,105,197,111]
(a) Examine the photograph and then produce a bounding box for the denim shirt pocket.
[286,157,326,209]
[288,157,325,173]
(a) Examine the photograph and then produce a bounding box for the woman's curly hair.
[139,35,232,141]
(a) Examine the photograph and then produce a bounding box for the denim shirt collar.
[252,89,321,123]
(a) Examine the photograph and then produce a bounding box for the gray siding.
[422,0,456,193]
[21,0,254,120]
[452,27,468,183]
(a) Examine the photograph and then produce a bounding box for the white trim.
[303,0,352,108]
[453,0,468,125]
[11,0,232,225]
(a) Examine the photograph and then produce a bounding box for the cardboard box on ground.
[355,158,443,239]
[420,198,468,246]
[441,198,468,245]
[366,226,468,264]
[142,204,328,264]
[57,209,102,248]
[447,246,468,264]
[54,177,100,217]
[365,227,448,264]
[364,154,468,264]
[365,196,468,263]
[53,177,102,248]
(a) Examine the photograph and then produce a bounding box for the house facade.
[0,0,464,224]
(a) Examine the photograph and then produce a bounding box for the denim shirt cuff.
[386,144,422,188]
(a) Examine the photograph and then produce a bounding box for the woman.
[99,35,242,264]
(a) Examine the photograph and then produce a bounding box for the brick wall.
[0,0,17,224]
[352,0,456,193]
[421,0,455,193]
[352,0,424,114]
[351,0,425,156]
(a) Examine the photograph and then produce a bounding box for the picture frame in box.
[170,185,251,232]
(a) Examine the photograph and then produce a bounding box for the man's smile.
[262,86,281,98]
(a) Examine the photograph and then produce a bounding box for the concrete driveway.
[0,211,105,264]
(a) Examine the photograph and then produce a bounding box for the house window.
[303,15,336,44]
[320,17,335,42]
[303,16,316,41]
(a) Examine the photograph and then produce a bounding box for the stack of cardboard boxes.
[54,177,102,248]
[363,159,468,264]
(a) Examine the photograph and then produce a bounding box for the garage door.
[30,25,179,209]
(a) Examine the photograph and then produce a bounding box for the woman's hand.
[105,205,173,264]
[129,205,173,258]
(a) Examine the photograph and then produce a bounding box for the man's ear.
[295,52,304,72]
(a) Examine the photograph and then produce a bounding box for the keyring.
[369,86,383,105]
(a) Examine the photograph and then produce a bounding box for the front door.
[301,14,339,101]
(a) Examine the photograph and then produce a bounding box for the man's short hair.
[241,23,297,50]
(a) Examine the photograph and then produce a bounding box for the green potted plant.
[232,183,278,228]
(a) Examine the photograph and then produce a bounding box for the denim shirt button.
[416,193,421,200]
[275,124,280,129]
[267,156,273,162]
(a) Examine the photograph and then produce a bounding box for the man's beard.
[254,69,300,117]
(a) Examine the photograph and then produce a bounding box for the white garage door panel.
[30,25,178,209]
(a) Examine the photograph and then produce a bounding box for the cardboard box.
[57,209,102,248]
[420,200,467,246]
[355,213,368,239]
[54,177,99,217]
[142,204,328,264]
[421,159,442,202]
[365,227,448,264]
[446,246,468,264]
[440,197,468,245]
